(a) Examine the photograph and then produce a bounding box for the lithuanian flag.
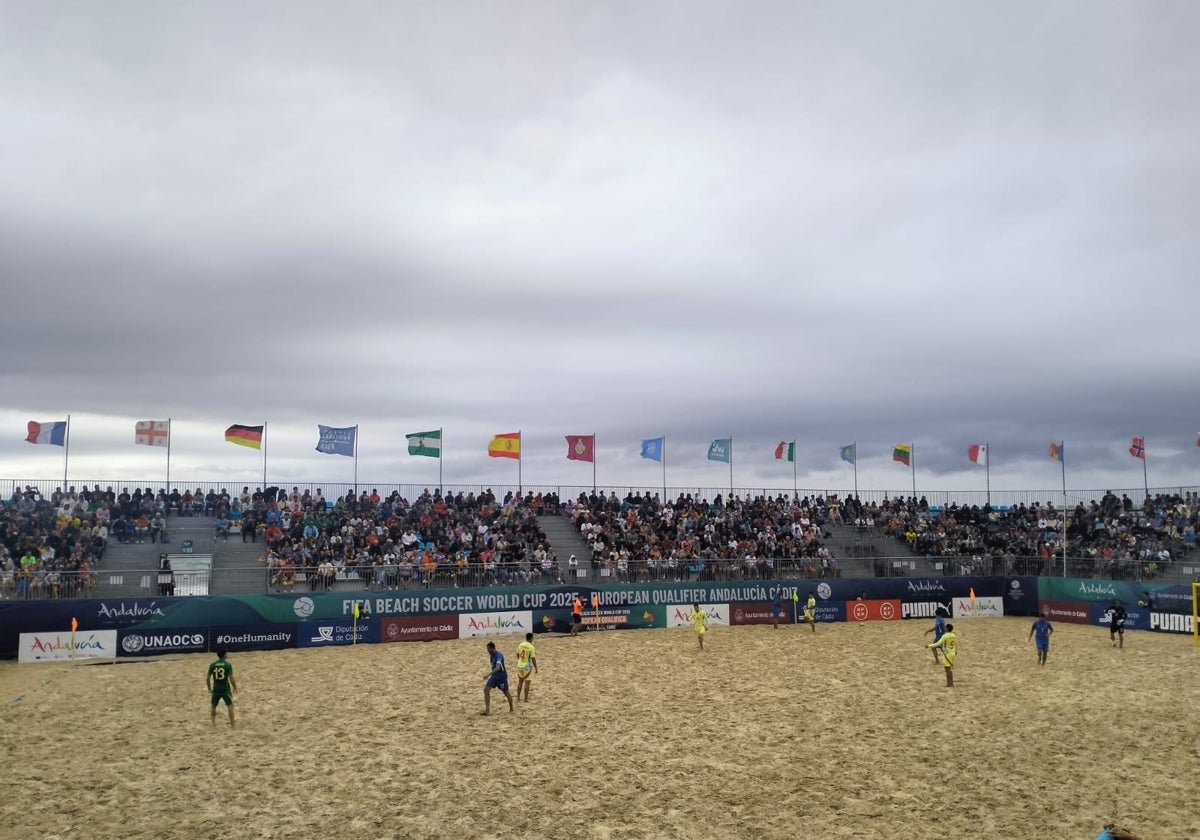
[488,432,521,459]
[892,444,912,466]
[225,424,264,449]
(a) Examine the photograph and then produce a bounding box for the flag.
[640,437,664,462]
[71,617,78,632]
[774,442,794,462]
[488,432,521,459]
[1049,442,1063,462]
[225,424,263,449]
[135,420,170,448]
[1129,436,1145,460]
[565,435,595,462]
[892,445,912,466]
[708,438,731,463]
[353,603,360,619]
[316,425,357,457]
[967,444,987,466]
[839,444,856,465]
[406,430,441,458]
[25,420,67,446]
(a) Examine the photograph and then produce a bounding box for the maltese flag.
[967,444,987,466]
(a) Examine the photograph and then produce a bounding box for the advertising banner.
[18,630,118,663]
[535,606,664,634]
[1002,576,1039,616]
[666,604,729,628]
[900,600,951,620]
[730,602,792,625]
[1089,602,1150,632]
[1039,600,1091,624]
[210,624,297,652]
[1149,612,1194,634]
[951,596,1004,619]
[847,599,901,622]
[458,611,535,638]
[118,627,208,657]
[296,619,379,648]
[380,615,458,643]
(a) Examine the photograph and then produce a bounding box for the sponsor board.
[1089,603,1150,632]
[847,599,902,622]
[666,604,730,628]
[1149,612,1194,634]
[93,600,168,626]
[901,600,951,620]
[458,611,534,638]
[1039,600,1091,624]
[211,624,296,651]
[536,607,663,633]
[118,627,207,656]
[381,616,458,643]
[296,619,379,648]
[730,602,792,626]
[19,630,118,663]
[951,596,1004,619]
[1003,577,1038,616]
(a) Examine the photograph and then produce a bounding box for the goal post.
[1193,582,1199,647]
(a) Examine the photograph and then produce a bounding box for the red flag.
[1129,436,1145,459]
[565,435,595,463]
[967,444,987,466]
[71,617,78,633]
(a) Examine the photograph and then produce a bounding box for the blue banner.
[117,626,208,657]
[296,618,378,647]
[1003,576,1039,616]
[315,425,357,457]
[211,623,298,651]
[1088,602,1151,632]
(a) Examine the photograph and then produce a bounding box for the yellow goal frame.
[1194,582,1199,647]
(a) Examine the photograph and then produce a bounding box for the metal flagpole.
[792,441,797,499]
[518,430,522,495]
[661,435,667,501]
[353,425,359,494]
[1142,435,1149,496]
[853,442,858,499]
[63,413,71,490]
[592,433,597,494]
[438,427,443,494]
[262,421,268,494]
[1060,442,1067,578]
[728,435,733,497]
[910,443,916,498]
[166,418,172,492]
[985,441,990,505]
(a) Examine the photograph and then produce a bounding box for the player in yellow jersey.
[804,593,817,633]
[689,603,708,650]
[926,623,957,687]
[515,632,538,701]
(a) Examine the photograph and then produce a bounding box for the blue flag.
[640,437,664,462]
[840,444,856,465]
[707,438,731,463]
[316,425,357,457]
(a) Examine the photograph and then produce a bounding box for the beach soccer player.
[804,592,817,633]
[482,641,514,715]
[1029,615,1054,666]
[689,603,708,650]
[1105,601,1126,648]
[772,590,783,629]
[515,632,538,701]
[923,608,948,663]
[927,622,957,687]
[206,649,238,728]
[570,595,583,637]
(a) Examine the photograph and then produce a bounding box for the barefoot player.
[515,632,538,701]
[689,603,708,650]
[482,641,514,715]
[927,623,957,687]
[1029,614,1053,666]
[206,649,238,728]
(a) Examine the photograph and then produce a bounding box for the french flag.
[26,420,67,446]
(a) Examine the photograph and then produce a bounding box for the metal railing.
[5,553,1197,601]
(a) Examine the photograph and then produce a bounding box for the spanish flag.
[488,432,521,459]
[225,424,264,449]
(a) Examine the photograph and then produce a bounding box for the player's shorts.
[1111,622,1125,633]
[572,613,582,625]
[938,651,956,668]
[1035,641,1050,651]
[804,611,815,622]
[211,689,233,708]
[516,665,534,681]
[486,672,509,692]
[772,606,782,618]
[694,625,706,636]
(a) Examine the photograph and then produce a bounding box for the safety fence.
[6,477,1199,511]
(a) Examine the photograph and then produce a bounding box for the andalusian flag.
[892,445,912,466]
[488,432,521,459]
[406,430,442,458]
[225,424,264,450]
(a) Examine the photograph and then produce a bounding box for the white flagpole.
[63,414,71,490]
[166,418,172,492]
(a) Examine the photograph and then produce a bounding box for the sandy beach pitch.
[2,617,1197,839]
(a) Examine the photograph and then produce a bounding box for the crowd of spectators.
[259,487,562,592]
[844,491,1198,580]
[565,491,840,581]
[1,486,111,599]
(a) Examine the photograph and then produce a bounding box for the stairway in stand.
[537,513,595,582]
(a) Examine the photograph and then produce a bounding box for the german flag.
[225,424,264,450]
[488,432,521,459]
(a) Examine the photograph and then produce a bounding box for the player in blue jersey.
[772,590,783,629]
[482,641,514,715]
[1029,615,1054,666]
[923,608,947,663]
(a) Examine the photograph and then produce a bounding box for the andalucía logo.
[906,580,945,593]
[1078,581,1117,597]
[467,615,525,631]
[97,601,165,620]
[672,606,721,621]
[30,635,107,653]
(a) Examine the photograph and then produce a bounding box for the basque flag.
[26,420,67,446]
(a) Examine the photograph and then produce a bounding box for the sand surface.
[2,618,1197,840]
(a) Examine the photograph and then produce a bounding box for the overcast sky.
[3,2,1198,499]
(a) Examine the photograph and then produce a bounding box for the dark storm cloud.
[3,2,1199,492]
